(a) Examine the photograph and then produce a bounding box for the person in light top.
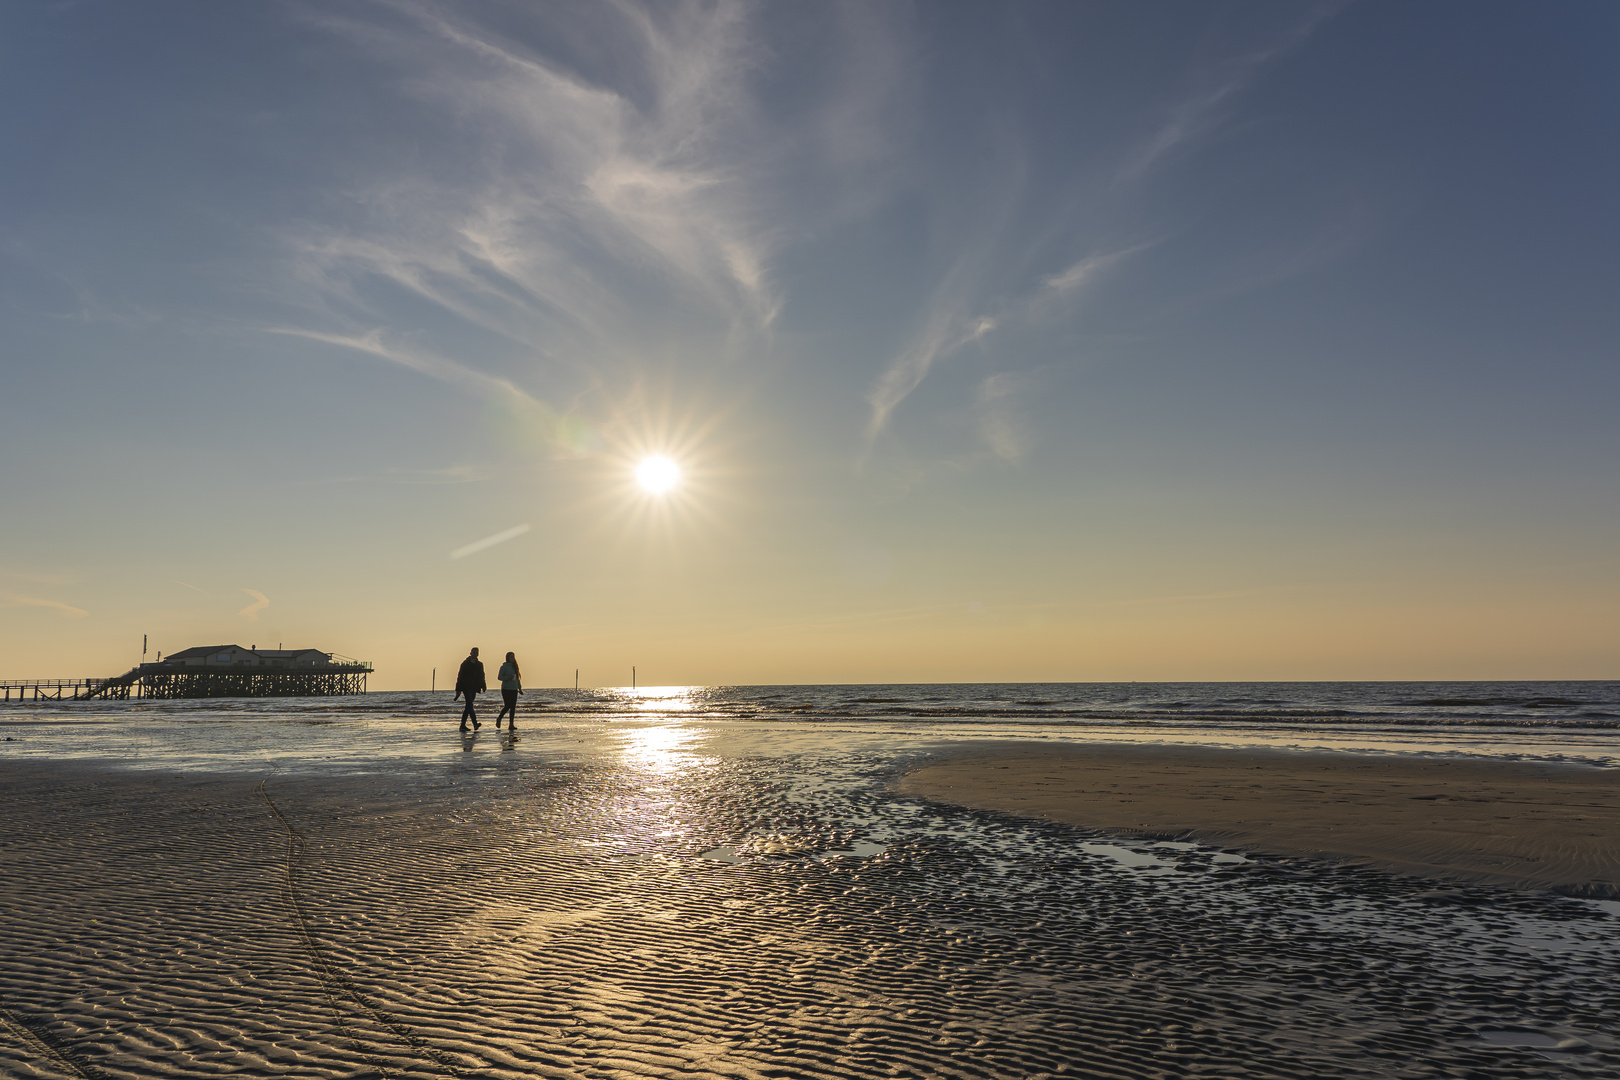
[496,651,522,729]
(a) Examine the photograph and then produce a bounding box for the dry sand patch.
[900,743,1620,895]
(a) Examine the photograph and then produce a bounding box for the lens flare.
[636,456,680,494]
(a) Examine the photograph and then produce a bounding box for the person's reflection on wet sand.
[501,728,519,752]
[460,728,478,753]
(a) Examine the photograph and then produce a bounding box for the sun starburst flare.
[636,456,681,494]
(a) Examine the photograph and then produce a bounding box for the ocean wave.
[1406,697,1584,708]
[8,681,1619,737]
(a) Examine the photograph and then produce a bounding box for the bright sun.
[636,455,681,494]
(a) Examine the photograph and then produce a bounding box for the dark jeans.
[460,691,478,724]
[498,688,519,724]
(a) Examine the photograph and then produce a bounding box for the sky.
[2,1,1618,688]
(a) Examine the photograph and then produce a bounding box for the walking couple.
[453,647,522,731]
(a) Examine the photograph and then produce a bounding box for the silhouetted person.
[496,651,522,729]
[454,647,486,731]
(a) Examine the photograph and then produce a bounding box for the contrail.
[449,523,531,560]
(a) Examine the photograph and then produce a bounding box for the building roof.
[163,645,333,661]
[164,645,250,660]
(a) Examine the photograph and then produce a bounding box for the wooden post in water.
[432,668,436,692]
[632,666,636,689]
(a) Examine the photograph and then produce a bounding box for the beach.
[3,692,1620,1078]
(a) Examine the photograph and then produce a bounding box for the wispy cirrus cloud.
[267,327,528,401]
[863,289,991,448]
[2,595,87,617]
[289,465,493,487]
[1117,2,1344,183]
[283,0,785,399]
[1037,247,1147,303]
[864,243,1147,449]
[974,372,1031,464]
[0,570,75,586]
[861,5,1341,457]
[268,327,596,458]
[238,589,270,620]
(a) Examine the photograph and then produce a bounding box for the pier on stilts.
[1,645,372,702]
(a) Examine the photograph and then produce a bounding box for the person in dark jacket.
[453,647,487,731]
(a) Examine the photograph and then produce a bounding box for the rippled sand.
[3,728,1620,1078]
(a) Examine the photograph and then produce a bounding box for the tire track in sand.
[255,778,467,1080]
[0,1006,110,1080]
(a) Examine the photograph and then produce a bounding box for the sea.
[3,680,1618,771]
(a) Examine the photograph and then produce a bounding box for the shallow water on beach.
[3,688,1619,1078]
[3,681,1620,771]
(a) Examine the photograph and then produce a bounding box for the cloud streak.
[0,570,75,586]
[864,295,986,447]
[267,327,595,458]
[238,589,270,620]
[2,595,88,618]
[449,523,531,561]
[1118,2,1344,182]
[975,372,1030,464]
[865,243,1147,448]
[267,326,520,399]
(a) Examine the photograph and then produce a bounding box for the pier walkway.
[0,678,118,702]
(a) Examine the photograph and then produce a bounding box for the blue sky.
[3,1,1617,685]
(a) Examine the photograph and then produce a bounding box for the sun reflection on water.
[611,718,716,848]
[616,717,707,776]
[618,686,698,713]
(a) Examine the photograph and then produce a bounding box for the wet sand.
[901,742,1620,896]
[4,738,1620,1079]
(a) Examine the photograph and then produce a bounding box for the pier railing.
[0,678,118,702]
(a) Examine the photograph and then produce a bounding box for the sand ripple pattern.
[2,752,1619,1079]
